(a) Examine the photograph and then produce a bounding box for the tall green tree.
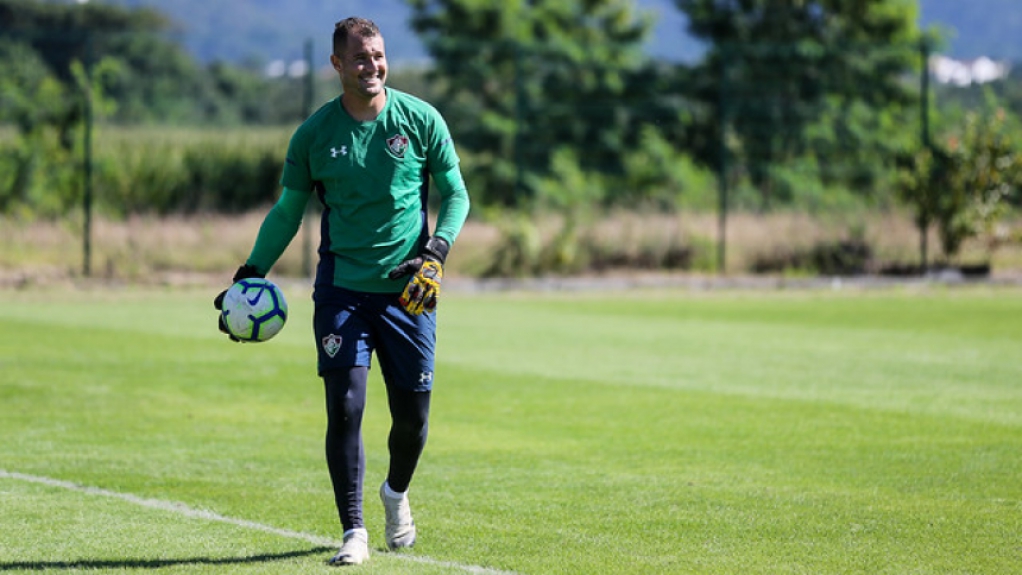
[0,38,77,215]
[407,0,653,207]
[0,0,170,82]
[676,0,925,207]
[0,0,306,125]
[0,0,200,123]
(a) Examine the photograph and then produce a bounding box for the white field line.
[1,469,516,575]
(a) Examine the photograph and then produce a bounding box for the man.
[214,17,470,566]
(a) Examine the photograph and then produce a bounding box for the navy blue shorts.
[313,285,437,392]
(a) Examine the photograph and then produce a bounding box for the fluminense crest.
[387,134,409,158]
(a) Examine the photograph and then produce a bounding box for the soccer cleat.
[328,528,369,566]
[380,482,417,549]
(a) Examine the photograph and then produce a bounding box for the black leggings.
[323,367,431,532]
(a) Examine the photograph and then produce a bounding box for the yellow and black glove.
[388,237,449,316]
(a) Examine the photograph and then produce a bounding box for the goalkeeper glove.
[388,237,449,316]
[213,264,264,341]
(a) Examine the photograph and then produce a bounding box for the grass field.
[1,283,1020,574]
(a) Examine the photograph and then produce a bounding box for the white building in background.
[930,55,1011,86]
[265,59,310,78]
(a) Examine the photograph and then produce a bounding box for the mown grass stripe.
[0,469,516,575]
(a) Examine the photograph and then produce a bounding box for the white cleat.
[328,528,369,566]
[380,482,417,549]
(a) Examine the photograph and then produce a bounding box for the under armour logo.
[330,146,348,158]
[419,372,433,384]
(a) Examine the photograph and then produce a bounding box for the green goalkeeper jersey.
[271,87,469,293]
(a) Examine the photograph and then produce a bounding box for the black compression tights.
[323,367,431,532]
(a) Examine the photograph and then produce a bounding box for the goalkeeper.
[214,17,469,566]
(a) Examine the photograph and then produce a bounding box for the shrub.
[751,233,873,276]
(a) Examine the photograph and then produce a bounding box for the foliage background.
[1,0,1022,279]
[100,0,1022,65]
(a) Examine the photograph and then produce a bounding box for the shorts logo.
[387,134,409,158]
[322,334,343,358]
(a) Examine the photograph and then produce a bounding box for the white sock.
[343,528,367,539]
[382,481,405,499]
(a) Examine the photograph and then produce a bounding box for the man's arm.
[387,165,468,316]
[431,165,470,246]
[245,187,312,274]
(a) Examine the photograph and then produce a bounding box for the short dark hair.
[333,17,381,56]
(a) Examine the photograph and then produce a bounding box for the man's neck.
[342,90,387,122]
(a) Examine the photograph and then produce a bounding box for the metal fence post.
[301,37,315,279]
[82,30,93,277]
[717,47,729,275]
[919,38,931,270]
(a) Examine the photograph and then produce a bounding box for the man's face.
[332,33,387,101]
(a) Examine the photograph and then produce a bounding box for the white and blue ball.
[220,278,288,342]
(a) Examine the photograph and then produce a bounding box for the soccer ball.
[220,278,288,342]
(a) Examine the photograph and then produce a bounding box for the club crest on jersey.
[322,334,343,358]
[387,134,409,158]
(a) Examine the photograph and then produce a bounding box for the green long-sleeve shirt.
[246,88,469,293]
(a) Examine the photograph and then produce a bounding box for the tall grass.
[5,123,1021,280]
[92,126,292,215]
[2,209,1021,286]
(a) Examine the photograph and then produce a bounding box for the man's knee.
[388,389,431,436]
[324,367,369,422]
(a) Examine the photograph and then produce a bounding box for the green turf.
[1,284,1020,574]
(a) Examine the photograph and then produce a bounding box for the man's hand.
[388,237,449,316]
[397,259,443,315]
[214,264,264,341]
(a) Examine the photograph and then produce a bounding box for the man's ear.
[330,54,342,72]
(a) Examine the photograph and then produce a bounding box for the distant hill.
[103,0,1020,66]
